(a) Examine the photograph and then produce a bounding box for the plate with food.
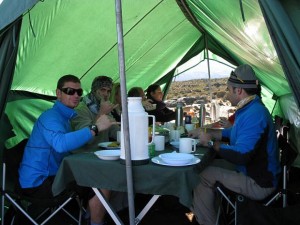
[98,141,121,149]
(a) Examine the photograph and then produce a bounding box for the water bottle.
[120,97,155,165]
[199,103,206,127]
[210,100,219,123]
[175,102,183,128]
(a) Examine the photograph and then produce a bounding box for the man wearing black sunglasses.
[19,75,117,225]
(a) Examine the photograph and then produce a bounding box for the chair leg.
[283,165,287,207]
[215,194,222,225]
[264,192,282,206]
[215,190,236,225]
[215,204,221,225]
[76,196,86,225]
[1,195,4,225]
[2,206,16,225]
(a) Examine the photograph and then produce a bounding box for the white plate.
[170,141,179,148]
[151,156,200,166]
[98,142,121,149]
[94,150,121,160]
[159,153,194,165]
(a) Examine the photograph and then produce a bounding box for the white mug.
[179,138,196,153]
[154,135,165,151]
[170,130,180,142]
[185,124,195,132]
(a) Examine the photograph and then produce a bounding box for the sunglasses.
[60,87,83,96]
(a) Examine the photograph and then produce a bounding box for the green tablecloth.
[52,147,211,207]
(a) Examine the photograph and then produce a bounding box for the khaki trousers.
[191,164,275,225]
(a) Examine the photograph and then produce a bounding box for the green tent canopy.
[1,0,300,223]
[1,0,300,154]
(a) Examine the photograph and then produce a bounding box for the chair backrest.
[278,134,298,169]
[3,139,28,187]
[274,115,298,169]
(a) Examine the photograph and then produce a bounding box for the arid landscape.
[166,78,228,100]
[165,78,235,121]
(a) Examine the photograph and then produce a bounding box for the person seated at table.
[72,76,120,145]
[19,75,118,225]
[188,64,281,225]
[145,84,176,123]
[110,82,122,122]
[128,86,156,111]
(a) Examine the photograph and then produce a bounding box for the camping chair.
[1,139,84,225]
[214,118,298,225]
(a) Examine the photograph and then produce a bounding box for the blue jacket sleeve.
[39,113,92,153]
[219,110,268,165]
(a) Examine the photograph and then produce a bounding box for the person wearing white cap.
[189,64,281,225]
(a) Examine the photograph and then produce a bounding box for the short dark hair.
[146,84,160,98]
[57,75,81,89]
[243,84,262,98]
[128,87,144,97]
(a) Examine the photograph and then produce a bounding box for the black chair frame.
[215,118,298,225]
[1,139,84,225]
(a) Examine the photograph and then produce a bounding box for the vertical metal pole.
[205,34,212,102]
[114,1,136,225]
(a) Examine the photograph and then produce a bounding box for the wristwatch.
[207,140,214,147]
[89,124,98,136]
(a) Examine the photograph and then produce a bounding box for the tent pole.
[115,1,135,225]
[205,34,212,102]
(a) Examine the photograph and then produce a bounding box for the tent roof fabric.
[1,0,300,146]
[11,0,200,95]
[0,0,295,99]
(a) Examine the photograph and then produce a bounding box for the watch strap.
[89,125,98,136]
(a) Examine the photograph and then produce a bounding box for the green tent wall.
[1,0,300,222]
[1,0,300,168]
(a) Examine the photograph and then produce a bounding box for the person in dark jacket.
[189,64,281,225]
[145,84,176,123]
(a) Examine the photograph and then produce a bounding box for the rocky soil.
[165,78,235,120]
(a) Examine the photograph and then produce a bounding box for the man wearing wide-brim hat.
[189,64,281,225]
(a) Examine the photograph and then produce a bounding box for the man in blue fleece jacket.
[19,75,116,225]
[189,64,281,225]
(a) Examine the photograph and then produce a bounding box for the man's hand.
[98,101,118,116]
[219,117,232,128]
[188,128,201,138]
[199,129,212,146]
[95,114,120,132]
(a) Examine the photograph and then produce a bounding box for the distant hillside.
[166,78,228,101]
[165,78,234,119]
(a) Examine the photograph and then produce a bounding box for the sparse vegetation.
[166,78,228,101]
[165,78,234,119]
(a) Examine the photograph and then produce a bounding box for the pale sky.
[174,59,235,81]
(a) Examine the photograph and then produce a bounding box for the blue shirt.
[220,96,281,188]
[19,100,92,188]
